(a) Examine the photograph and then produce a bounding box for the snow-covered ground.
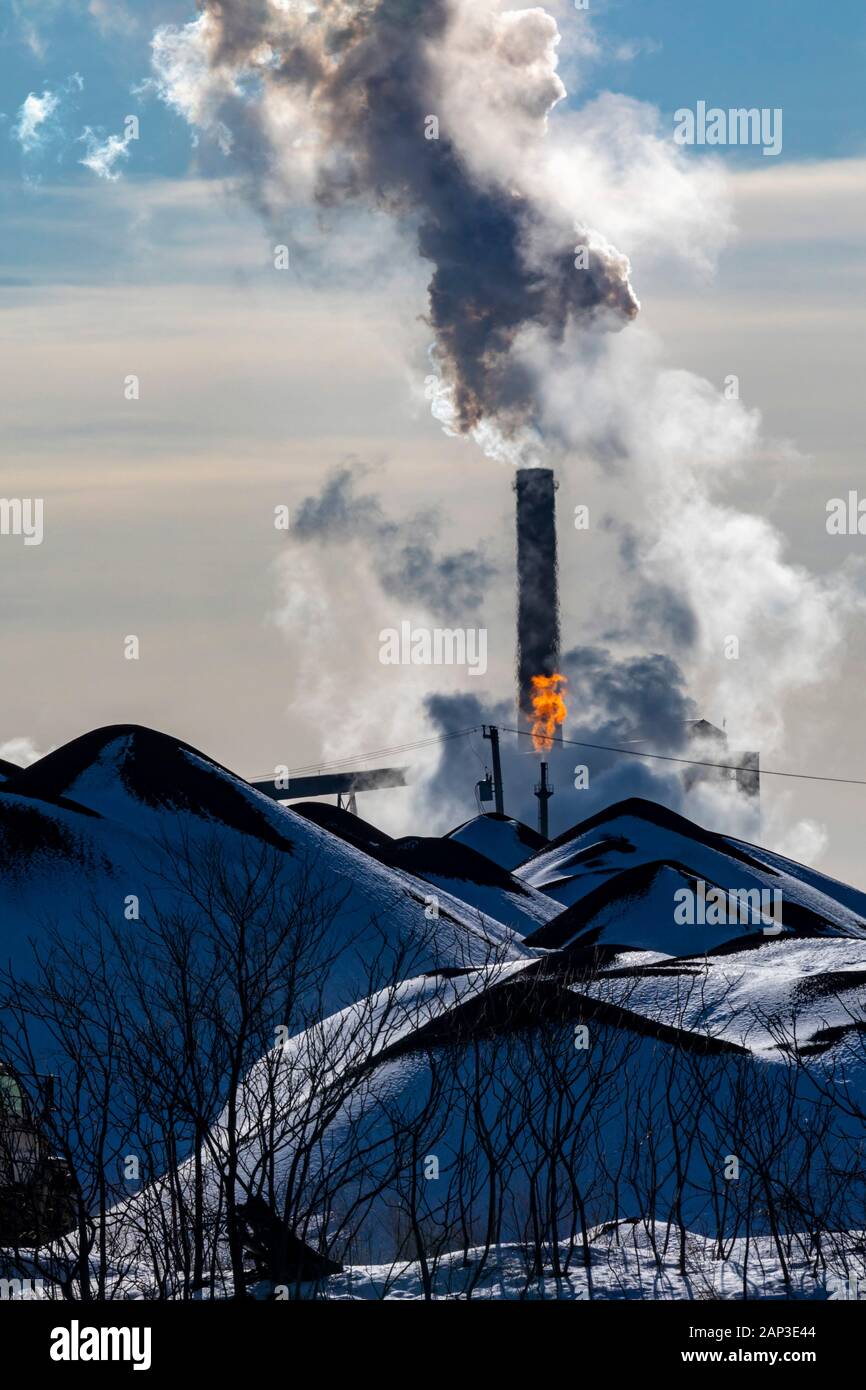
[8,1220,859,1301]
[309,1221,866,1300]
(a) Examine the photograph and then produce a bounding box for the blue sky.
[586,0,866,161]
[1,0,865,189]
[0,1,187,184]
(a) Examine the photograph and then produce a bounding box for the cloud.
[149,12,240,155]
[12,90,61,153]
[9,0,52,58]
[0,736,48,767]
[10,0,141,52]
[11,73,83,159]
[273,460,500,830]
[727,158,866,246]
[612,38,662,63]
[79,126,135,181]
[147,4,732,469]
[271,541,465,838]
[87,0,139,38]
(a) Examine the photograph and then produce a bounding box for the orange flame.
[530,672,568,752]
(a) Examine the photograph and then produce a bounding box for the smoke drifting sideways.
[292,462,496,618]
[151,0,639,459]
[421,647,701,838]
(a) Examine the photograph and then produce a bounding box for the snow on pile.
[526,862,783,958]
[407,872,558,936]
[97,968,846,1291]
[517,798,866,939]
[0,727,535,1014]
[446,813,546,871]
[586,935,866,1067]
[724,835,866,924]
[385,835,560,936]
[4,725,301,850]
[229,961,536,1144]
[289,800,395,858]
[292,811,560,936]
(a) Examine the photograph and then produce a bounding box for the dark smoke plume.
[152,0,639,447]
[293,463,496,617]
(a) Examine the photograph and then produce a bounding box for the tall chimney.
[515,467,560,727]
[534,760,553,839]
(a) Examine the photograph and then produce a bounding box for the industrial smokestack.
[534,761,554,839]
[515,467,560,727]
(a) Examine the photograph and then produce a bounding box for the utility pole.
[482,725,505,815]
[534,761,553,839]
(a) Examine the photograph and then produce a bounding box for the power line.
[252,722,866,790]
[499,725,866,787]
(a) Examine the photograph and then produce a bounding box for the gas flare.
[530,672,567,752]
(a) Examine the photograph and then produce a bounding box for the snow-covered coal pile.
[383,835,559,936]
[291,802,558,934]
[3,728,866,1300]
[518,796,866,937]
[0,725,533,1012]
[446,812,547,871]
